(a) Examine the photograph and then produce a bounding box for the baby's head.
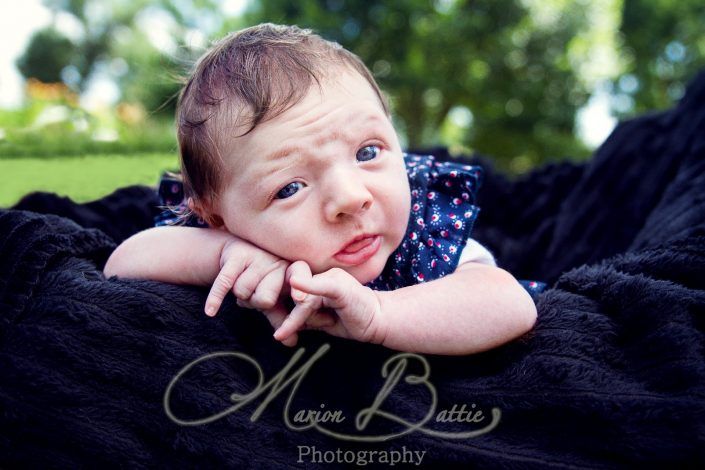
[177,23,411,283]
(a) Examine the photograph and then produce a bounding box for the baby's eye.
[356,145,380,162]
[275,181,304,199]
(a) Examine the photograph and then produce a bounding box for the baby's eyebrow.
[263,144,302,164]
[262,128,355,164]
[256,112,387,178]
[252,150,305,186]
[314,128,357,146]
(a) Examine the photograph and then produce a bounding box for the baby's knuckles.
[324,267,359,302]
[247,260,290,303]
[220,235,273,267]
[248,292,277,310]
[322,268,384,343]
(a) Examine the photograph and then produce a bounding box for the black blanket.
[2,71,705,468]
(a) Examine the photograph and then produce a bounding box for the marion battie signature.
[163,344,501,442]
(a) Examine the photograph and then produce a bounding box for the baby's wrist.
[366,289,389,346]
[220,233,253,255]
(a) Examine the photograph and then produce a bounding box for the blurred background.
[1,0,703,206]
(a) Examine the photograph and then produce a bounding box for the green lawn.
[0,153,179,207]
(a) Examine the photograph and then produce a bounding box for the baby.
[104,23,538,355]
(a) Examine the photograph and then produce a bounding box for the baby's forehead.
[210,71,390,180]
[219,74,384,140]
[220,67,380,124]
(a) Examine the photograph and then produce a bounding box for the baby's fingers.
[273,295,321,341]
[289,269,348,306]
[205,259,245,316]
[261,302,298,347]
[248,262,287,310]
[236,298,255,309]
[286,261,312,302]
[303,309,337,329]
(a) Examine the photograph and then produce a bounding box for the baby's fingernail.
[205,306,216,317]
[292,289,307,302]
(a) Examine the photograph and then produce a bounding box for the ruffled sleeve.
[153,173,209,228]
[366,154,484,291]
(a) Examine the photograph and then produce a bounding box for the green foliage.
[242,0,593,169]
[0,153,177,207]
[16,28,76,84]
[0,84,176,157]
[0,118,176,158]
[29,0,225,117]
[36,0,151,91]
[611,0,705,117]
[8,0,705,178]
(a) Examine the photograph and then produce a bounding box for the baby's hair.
[175,23,390,225]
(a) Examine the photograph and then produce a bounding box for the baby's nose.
[323,171,373,221]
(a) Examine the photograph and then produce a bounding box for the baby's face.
[212,70,411,284]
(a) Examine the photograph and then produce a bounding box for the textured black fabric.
[10,184,161,245]
[1,71,705,468]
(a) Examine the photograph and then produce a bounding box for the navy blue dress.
[155,153,547,301]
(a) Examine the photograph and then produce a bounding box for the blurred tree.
[243,0,593,169]
[114,0,233,115]
[16,28,76,84]
[18,0,149,92]
[16,0,702,171]
[611,0,705,116]
[16,0,225,115]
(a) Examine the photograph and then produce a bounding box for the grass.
[0,153,179,207]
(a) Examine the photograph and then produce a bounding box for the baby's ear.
[190,197,224,228]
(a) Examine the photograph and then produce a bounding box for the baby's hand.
[273,261,387,347]
[204,238,330,347]
[204,236,292,314]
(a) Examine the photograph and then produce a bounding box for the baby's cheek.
[247,225,300,262]
[390,182,412,236]
[282,237,329,271]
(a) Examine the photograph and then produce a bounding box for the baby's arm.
[104,227,300,329]
[280,262,537,355]
[104,226,233,286]
[373,263,537,354]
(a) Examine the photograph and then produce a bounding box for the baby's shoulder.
[402,152,484,204]
[154,172,209,228]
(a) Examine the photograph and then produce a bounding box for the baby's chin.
[339,260,386,285]
[307,264,380,285]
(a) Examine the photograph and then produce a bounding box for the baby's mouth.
[340,237,375,253]
[334,235,381,265]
